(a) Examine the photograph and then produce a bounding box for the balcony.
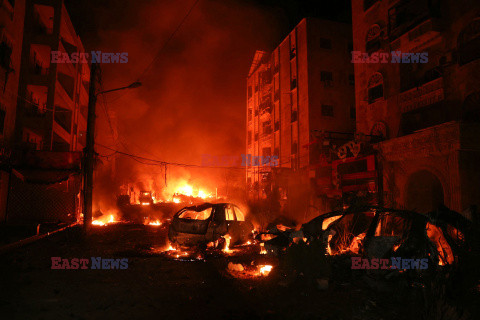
[54,106,72,133]
[398,77,444,114]
[290,48,296,60]
[291,78,297,90]
[398,78,449,136]
[388,0,441,43]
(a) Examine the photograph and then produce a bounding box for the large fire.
[171,183,215,203]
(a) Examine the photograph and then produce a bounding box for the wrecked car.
[168,203,254,248]
[260,206,479,277]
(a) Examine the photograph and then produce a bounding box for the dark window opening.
[291,78,297,90]
[274,121,280,131]
[350,107,356,119]
[290,48,296,60]
[0,108,5,134]
[458,20,480,66]
[366,39,381,53]
[368,85,384,103]
[0,41,12,70]
[364,0,380,11]
[399,101,448,135]
[349,74,355,86]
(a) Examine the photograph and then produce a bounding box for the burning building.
[351,0,480,215]
[246,17,356,221]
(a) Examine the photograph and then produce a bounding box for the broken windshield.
[178,207,213,220]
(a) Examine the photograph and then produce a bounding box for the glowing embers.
[227,262,274,279]
[159,244,204,261]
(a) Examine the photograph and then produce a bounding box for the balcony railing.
[398,77,444,113]
[388,0,439,41]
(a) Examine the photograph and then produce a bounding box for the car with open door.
[168,203,253,248]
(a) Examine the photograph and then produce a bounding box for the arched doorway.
[405,170,444,213]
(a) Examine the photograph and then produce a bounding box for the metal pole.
[83,63,98,234]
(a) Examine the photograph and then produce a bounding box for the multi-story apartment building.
[0,0,89,223]
[14,0,89,152]
[351,0,480,215]
[246,18,355,221]
[0,0,25,221]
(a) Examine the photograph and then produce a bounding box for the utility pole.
[83,62,98,234]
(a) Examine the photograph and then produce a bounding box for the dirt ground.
[0,224,478,320]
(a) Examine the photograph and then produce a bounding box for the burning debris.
[227,262,274,279]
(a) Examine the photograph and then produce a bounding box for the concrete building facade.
[351,0,480,215]
[14,0,89,153]
[0,0,26,222]
[0,0,88,223]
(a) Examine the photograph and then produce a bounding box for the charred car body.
[168,203,254,248]
[259,206,480,291]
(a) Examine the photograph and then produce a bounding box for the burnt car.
[168,203,254,248]
[260,205,479,287]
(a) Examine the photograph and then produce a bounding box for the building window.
[248,109,252,122]
[262,121,272,134]
[254,133,259,141]
[291,78,297,90]
[350,107,356,119]
[368,73,384,103]
[458,18,480,66]
[365,25,382,53]
[319,38,332,49]
[321,105,334,117]
[364,0,380,11]
[0,108,5,135]
[247,131,252,145]
[274,121,280,131]
[461,91,480,123]
[274,147,279,158]
[291,110,298,122]
[349,74,355,86]
[0,40,13,71]
[247,86,252,98]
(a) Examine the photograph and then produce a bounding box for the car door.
[205,205,228,242]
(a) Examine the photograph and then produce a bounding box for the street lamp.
[83,63,142,234]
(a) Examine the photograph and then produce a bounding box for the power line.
[136,0,201,82]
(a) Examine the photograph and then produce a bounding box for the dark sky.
[62,0,352,205]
